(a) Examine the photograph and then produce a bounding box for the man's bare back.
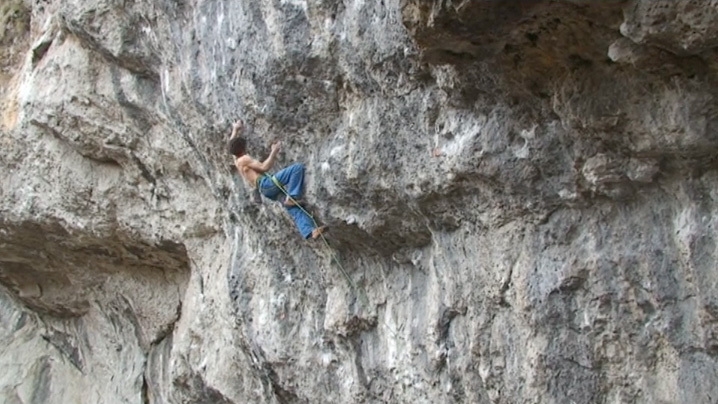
[235,155,262,187]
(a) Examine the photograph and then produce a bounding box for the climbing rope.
[264,174,369,307]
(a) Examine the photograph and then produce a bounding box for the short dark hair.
[227,137,247,157]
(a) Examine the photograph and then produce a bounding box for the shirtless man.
[228,119,326,240]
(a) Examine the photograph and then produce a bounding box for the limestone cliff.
[2,0,718,403]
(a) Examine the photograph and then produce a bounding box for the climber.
[227,119,327,240]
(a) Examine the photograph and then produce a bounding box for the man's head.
[228,136,247,157]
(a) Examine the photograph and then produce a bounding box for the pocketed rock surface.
[2,1,718,403]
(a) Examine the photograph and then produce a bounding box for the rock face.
[2,0,718,403]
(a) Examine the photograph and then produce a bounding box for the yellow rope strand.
[266,174,369,307]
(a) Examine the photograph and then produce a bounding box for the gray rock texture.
[2,0,718,403]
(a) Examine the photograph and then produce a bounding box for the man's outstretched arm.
[238,141,281,173]
[230,119,243,139]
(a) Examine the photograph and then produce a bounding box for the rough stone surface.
[621,0,718,55]
[2,0,718,403]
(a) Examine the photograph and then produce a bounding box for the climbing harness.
[263,173,369,306]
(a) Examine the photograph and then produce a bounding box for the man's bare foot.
[283,197,304,207]
[311,226,328,239]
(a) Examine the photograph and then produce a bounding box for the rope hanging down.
[266,174,368,306]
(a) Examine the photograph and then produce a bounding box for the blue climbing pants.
[258,163,316,239]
